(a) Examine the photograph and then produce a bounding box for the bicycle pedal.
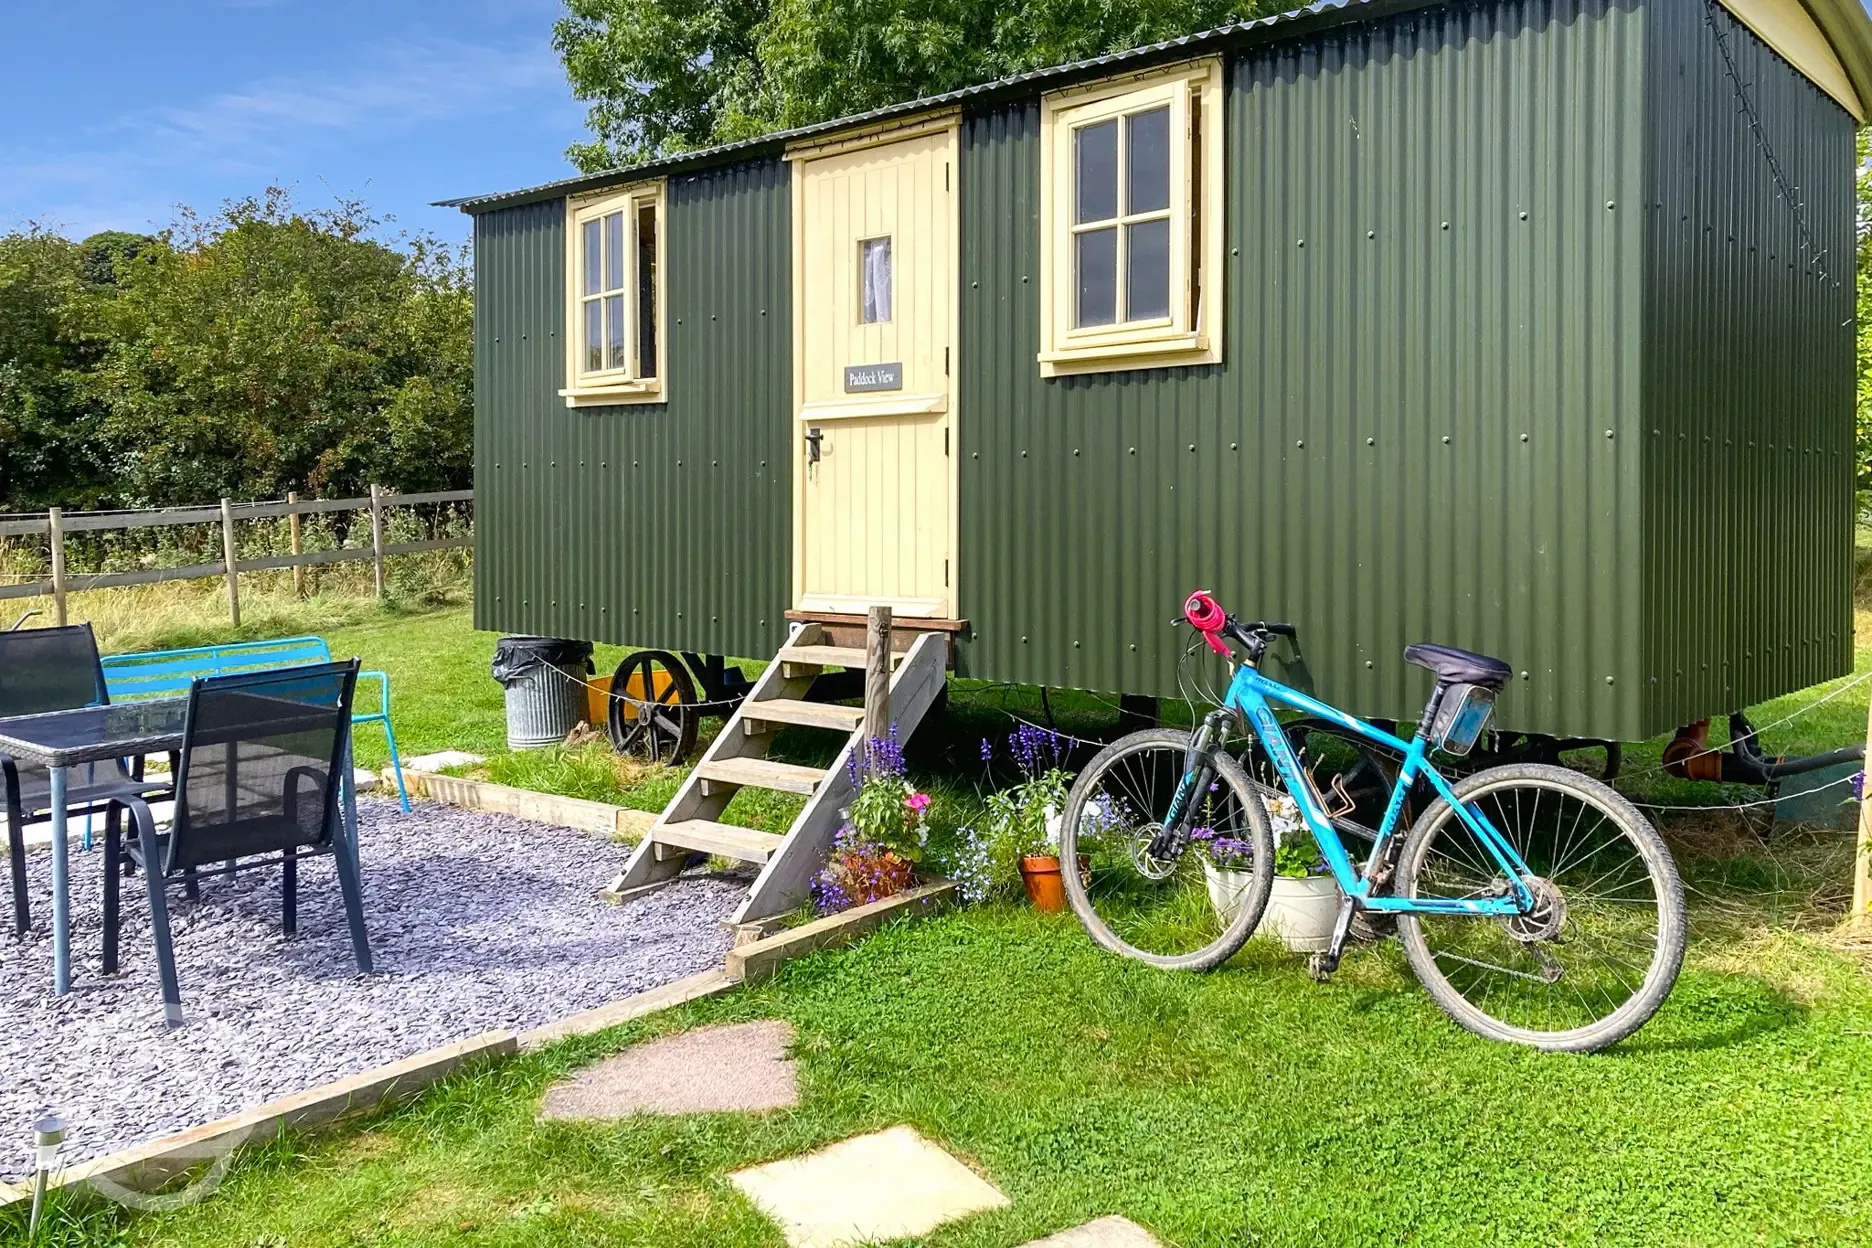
[1306,951,1337,982]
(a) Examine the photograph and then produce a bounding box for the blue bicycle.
[1059,592,1686,1052]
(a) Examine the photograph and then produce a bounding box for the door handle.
[805,427,824,464]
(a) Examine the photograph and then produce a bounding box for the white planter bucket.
[1203,864,1341,952]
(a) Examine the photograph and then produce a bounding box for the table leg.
[49,765,70,995]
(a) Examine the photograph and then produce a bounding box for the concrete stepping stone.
[729,1124,1009,1248]
[1020,1215,1165,1247]
[539,1020,798,1119]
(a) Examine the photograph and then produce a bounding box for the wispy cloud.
[1,33,569,234]
[129,37,563,166]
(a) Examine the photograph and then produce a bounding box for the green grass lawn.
[12,598,1871,1246]
[21,910,1872,1247]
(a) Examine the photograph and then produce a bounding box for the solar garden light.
[28,1114,63,1240]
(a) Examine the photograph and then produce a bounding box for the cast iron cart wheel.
[606,650,699,766]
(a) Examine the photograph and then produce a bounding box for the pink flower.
[906,791,931,813]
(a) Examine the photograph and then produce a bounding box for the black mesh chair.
[2,623,173,935]
[105,660,371,1022]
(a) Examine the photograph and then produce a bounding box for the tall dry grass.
[0,508,471,653]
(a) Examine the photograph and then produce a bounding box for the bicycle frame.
[1219,661,1538,917]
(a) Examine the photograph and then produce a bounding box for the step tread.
[655,819,786,863]
[695,756,828,795]
[775,644,904,669]
[741,698,866,731]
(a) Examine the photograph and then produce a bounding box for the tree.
[554,0,1280,171]
[66,189,473,507]
[0,229,116,509]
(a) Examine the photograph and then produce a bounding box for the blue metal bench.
[100,636,410,812]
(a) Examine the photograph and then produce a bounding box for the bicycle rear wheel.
[1395,763,1685,1052]
[1059,729,1274,971]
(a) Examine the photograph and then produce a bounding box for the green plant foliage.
[0,188,471,512]
[553,0,1284,171]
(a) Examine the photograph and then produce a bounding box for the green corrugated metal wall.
[957,0,1659,739]
[473,158,795,658]
[470,0,1855,742]
[1639,0,1857,731]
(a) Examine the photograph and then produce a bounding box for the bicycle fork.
[1149,711,1232,859]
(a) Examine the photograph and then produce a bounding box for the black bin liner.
[490,636,594,686]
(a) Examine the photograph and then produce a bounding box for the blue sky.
[0,0,587,245]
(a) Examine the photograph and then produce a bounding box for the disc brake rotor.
[1499,875,1567,944]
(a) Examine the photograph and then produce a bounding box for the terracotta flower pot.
[1018,854,1088,912]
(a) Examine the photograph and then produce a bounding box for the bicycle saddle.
[1403,642,1512,690]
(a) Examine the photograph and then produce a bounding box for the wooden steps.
[696,757,827,796]
[776,644,903,676]
[603,620,951,924]
[741,698,865,732]
[653,820,786,864]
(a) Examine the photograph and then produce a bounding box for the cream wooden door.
[793,123,957,619]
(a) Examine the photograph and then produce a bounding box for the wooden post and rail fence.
[0,488,473,626]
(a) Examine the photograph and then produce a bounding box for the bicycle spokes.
[1406,775,1673,1040]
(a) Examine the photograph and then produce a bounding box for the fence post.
[219,497,240,627]
[369,484,386,601]
[1854,695,1872,925]
[47,507,67,627]
[863,604,893,743]
[287,490,304,599]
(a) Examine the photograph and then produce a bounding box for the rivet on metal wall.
[1297,239,1305,247]
[1519,211,1528,221]
[1367,230,1375,239]
[1606,201,1615,210]
[1366,437,1375,446]
[1605,676,1615,685]
[1442,435,1451,444]
[1188,444,1197,452]
[1128,447,1137,455]
[1231,442,1239,451]
[1605,430,1614,439]
[1441,221,1449,230]
[1520,433,1529,442]
[1296,440,1305,449]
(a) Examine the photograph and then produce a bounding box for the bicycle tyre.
[1394,763,1686,1052]
[1059,729,1275,972]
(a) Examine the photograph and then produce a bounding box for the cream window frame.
[1038,59,1224,377]
[561,181,667,407]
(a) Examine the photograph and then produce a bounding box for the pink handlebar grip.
[1183,590,1231,655]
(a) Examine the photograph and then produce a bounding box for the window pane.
[582,219,601,296]
[603,212,624,292]
[860,237,892,324]
[584,299,603,372]
[1126,107,1171,215]
[1075,120,1118,224]
[605,294,625,371]
[636,204,658,378]
[1125,218,1171,320]
[1075,227,1117,327]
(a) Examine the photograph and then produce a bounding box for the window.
[1038,60,1223,376]
[562,181,665,405]
[860,236,893,323]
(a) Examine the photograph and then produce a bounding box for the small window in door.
[860,236,893,324]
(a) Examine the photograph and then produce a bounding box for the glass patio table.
[0,698,359,995]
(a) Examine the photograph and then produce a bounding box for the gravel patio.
[1,796,743,1180]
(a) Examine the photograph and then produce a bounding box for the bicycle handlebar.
[1181,590,1296,655]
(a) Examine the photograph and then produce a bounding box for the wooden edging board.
[726,880,957,983]
[0,1030,515,1214]
[3,880,956,1216]
[396,767,654,841]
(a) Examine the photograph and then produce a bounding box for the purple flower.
[1008,723,1068,779]
[980,737,995,764]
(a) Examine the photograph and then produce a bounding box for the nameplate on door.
[844,362,903,393]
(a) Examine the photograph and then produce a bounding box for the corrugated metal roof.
[437,0,1448,213]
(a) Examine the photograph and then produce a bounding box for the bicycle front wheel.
[1395,763,1685,1052]
[1059,729,1275,971]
